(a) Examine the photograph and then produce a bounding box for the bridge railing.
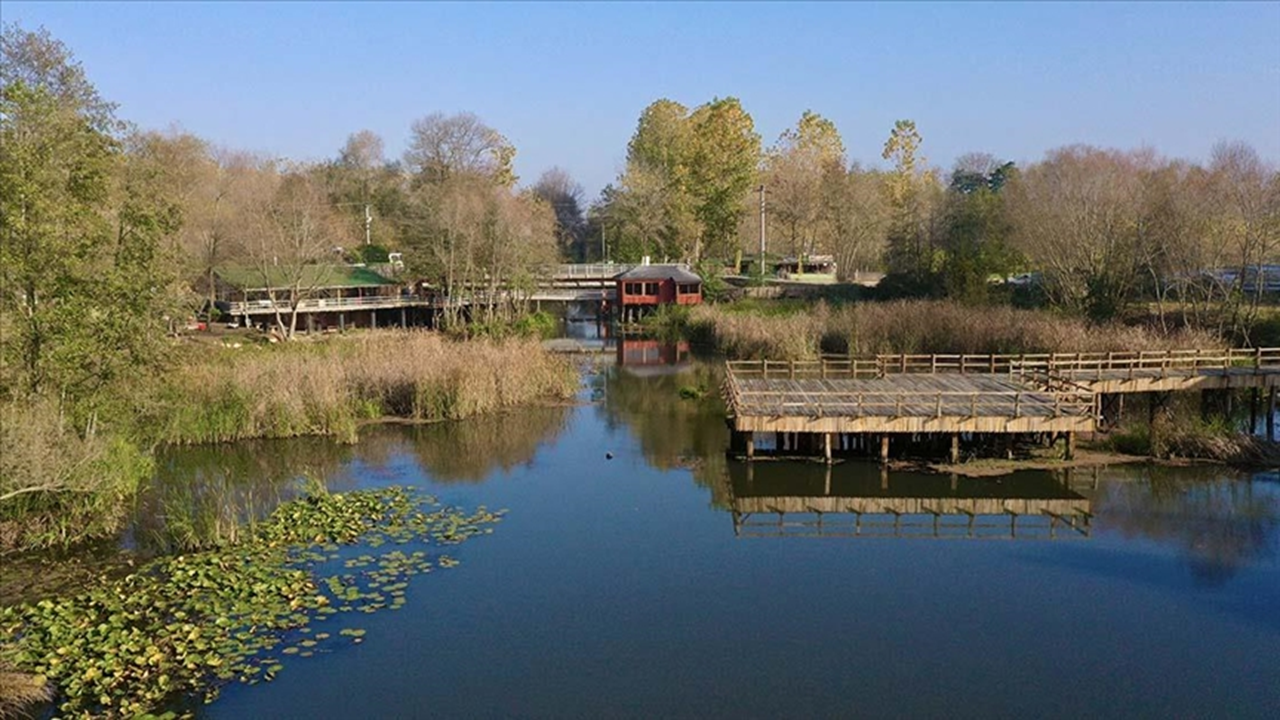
[226,295,467,315]
[543,263,637,279]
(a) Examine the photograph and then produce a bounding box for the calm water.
[139,359,1279,719]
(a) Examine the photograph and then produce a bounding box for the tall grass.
[151,332,577,445]
[685,300,1224,360]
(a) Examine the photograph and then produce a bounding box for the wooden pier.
[723,349,1280,463]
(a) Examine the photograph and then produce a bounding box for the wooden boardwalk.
[723,348,1280,462]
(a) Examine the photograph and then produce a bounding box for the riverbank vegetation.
[648,300,1222,361]
[153,333,575,445]
[1,486,502,718]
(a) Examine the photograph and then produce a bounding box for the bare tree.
[533,167,586,261]
[403,112,515,187]
[245,168,343,338]
[1006,146,1149,319]
[823,163,889,282]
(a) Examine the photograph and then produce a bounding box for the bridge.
[723,348,1280,463]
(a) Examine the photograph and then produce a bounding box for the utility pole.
[758,184,767,282]
[364,204,372,246]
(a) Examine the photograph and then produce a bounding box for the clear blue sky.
[7,1,1278,197]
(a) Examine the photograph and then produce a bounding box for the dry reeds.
[157,332,577,445]
[0,660,51,719]
[689,300,1224,360]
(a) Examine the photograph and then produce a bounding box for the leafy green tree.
[687,97,761,262]
[937,155,1020,304]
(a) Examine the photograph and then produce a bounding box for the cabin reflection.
[616,338,692,371]
[724,462,1093,540]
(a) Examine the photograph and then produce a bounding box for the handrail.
[729,349,1280,380]
[728,388,1094,419]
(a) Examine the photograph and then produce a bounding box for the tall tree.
[765,110,846,270]
[2,24,120,402]
[532,167,586,261]
[880,119,939,283]
[687,97,761,263]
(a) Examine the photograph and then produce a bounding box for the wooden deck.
[726,368,1095,435]
[723,348,1280,460]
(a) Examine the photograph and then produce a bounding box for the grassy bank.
[149,332,577,445]
[1,332,576,553]
[661,300,1224,360]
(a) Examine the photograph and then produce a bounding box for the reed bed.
[157,332,577,445]
[686,300,1224,360]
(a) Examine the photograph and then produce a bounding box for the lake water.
[132,357,1280,717]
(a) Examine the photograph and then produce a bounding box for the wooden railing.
[226,295,463,315]
[873,348,1280,377]
[728,349,1280,382]
[726,358,882,379]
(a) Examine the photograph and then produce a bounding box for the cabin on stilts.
[614,263,702,322]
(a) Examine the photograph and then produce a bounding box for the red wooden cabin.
[614,265,702,321]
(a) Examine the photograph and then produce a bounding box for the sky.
[7,1,1279,198]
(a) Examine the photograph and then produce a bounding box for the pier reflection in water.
[724,461,1093,540]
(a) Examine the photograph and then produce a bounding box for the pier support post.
[880,435,890,465]
[823,433,832,464]
[1251,388,1260,434]
[339,313,346,332]
[400,307,407,328]
[1064,432,1076,461]
[746,434,755,460]
[1269,388,1277,441]
[371,310,377,329]
[950,434,960,464]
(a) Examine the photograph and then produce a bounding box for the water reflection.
[403,406,570,483]
[596,359,731,502]
[722,461,1093,540]
[1093,465,1280,585]
[132,408,569,552]
[132,438,359,553]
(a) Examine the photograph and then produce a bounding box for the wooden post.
[1269,388,1277,441]
[950,434,960,464]
[400,307,407,328]
[823,433,832,464]
[1250,388,1260,434]
[880,435,890,465]
[371,310,377,329]
[1064,432,1076,460]
[339,313,346,332]
[746,434,755,460]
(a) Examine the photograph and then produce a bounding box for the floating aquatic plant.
[0,487,503,718]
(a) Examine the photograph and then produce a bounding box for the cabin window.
[678,283,698,295]
[643,282,659,296]
[624,282,639,295]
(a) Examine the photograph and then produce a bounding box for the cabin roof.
[615,265,702,283]
[215,265,399,291]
